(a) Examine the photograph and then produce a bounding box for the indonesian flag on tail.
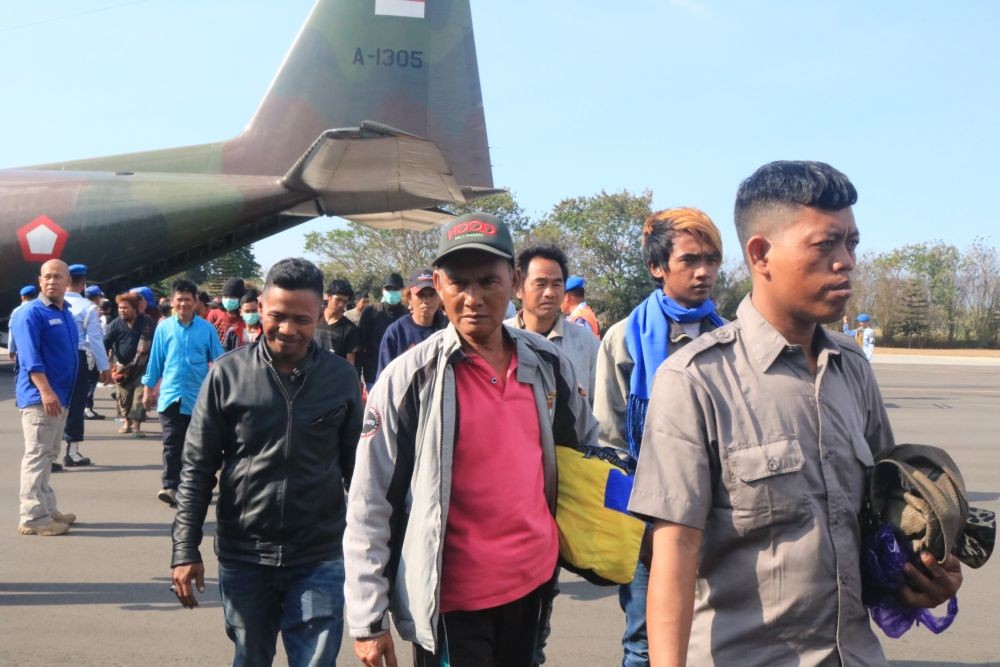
[375,0,425,18]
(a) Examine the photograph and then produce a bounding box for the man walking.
[315,279,362,364]
[344,292,370,325]
[171,258,363,666]
[506,245,599,403]
[13,260,79,536]
[356,272,407,389]
[593,208,725,667]
[142,279,224,507]
[631,161,961,666]
[345,213,599,667]
[375,268,448,378]
[62,264,110,466]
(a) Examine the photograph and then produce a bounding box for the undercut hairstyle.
[325,279,355,299]
[171,279,198,298]
[516,244,569,282]
[734,160,858,250]
[641,207,723,283]
[115,293,140,310]
[264,258,324,298]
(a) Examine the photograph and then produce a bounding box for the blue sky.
[2,1,998,272]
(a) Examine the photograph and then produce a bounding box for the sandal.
[133,431,147,439]
[118,424,133,434]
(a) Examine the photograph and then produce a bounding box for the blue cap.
[68,264,88,276]
[857,313,871,322]
[130,286,156,307]
[85,285,104,299]
[565,275,585,291]
[19,285,38,297]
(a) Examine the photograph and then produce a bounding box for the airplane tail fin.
[224,0,493,188]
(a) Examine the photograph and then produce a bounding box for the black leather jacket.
[171,340,363,567]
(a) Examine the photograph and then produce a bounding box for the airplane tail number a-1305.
[0,0,502,326]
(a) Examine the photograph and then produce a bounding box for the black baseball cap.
[434,212,514,266]
[383,272,404,290]
[408,268,435,290]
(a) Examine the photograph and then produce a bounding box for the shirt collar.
[36,294,66,310]
[511,310,564,341]
[736,295,841,373]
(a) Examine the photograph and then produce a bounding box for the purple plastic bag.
[861,521,958,638]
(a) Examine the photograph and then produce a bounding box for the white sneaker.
[157,488,177,507]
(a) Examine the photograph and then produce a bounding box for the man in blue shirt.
[142,279,224,507]
[13,260,80,536]
[375,268,447,378]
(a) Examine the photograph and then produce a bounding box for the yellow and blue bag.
[555,444,645,585]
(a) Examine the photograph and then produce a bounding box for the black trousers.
[159,401,191,490]
[62,351,89,443]
[412,583,548,667]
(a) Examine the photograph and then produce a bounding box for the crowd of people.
[7,160,962,667]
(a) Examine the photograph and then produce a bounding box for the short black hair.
[171,279,198,298]
[264,258,324,298]
[516,244,569,282]
[197,291,211,305]
[734,160,857,249]
[325,279,355,299]
[239,289,260,307]
[567,287,585,298]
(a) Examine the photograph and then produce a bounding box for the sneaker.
[64,450,92,467]
[18,518,70,536]
[51,511,77,525]
[157,488,178,507]
[83,408,105,420]
[51,462,64,473]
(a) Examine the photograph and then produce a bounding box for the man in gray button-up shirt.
[506,244,598,404]
[630,161,962,666]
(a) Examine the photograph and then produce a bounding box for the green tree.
[713,260,751,321]
[152,245,261,298]
[533,190,653,326]
[897,279,931,346]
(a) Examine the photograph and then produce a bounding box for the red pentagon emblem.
[17,215,69,262]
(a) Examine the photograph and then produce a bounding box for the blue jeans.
[218,558,345,667]
[618,558,650,667]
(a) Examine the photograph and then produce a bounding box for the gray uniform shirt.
[505,313,599,405]
[628,296,894,667]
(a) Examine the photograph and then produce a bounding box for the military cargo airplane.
[0,0,499,325]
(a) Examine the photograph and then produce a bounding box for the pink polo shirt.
[439,352,559,613]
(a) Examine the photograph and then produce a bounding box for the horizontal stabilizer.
[343,207,455,231]
[283,123,466,219]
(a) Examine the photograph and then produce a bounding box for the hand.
[40,389,62,417]
[171,562,205,609]
[142,387,157,411]
[99,370,111,384]
[354,633,397,667]
[900,551,963,609]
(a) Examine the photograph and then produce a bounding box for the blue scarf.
[624,292,724,457]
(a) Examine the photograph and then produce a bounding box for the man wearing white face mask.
[223,290,264,351]
[357,272,407,390]
[206,277,246,343]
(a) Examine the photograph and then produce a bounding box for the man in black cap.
[375,268,447,378]
[62,264,110,466]
[356,272,406,389]
[345,213,600,667]
[205,277,247,343]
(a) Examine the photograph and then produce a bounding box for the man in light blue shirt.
[62,264,110,467]
[142,279,224,507]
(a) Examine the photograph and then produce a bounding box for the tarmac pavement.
[0,357,997,666]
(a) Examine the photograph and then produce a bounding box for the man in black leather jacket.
[170,258,363,666]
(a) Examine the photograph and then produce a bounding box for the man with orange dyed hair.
[593,207,725,667]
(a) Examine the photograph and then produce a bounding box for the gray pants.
[19,404,69,523]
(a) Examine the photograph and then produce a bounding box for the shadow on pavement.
[967,491,1000,502]
[68,522,172,538]
[0,580,221,610]
[66,464,162,473]
[559,579,617,601]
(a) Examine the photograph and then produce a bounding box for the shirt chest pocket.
[726,437,810,536]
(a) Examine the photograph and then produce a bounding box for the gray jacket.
[343,323,599,652]
[504,312,599,405]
